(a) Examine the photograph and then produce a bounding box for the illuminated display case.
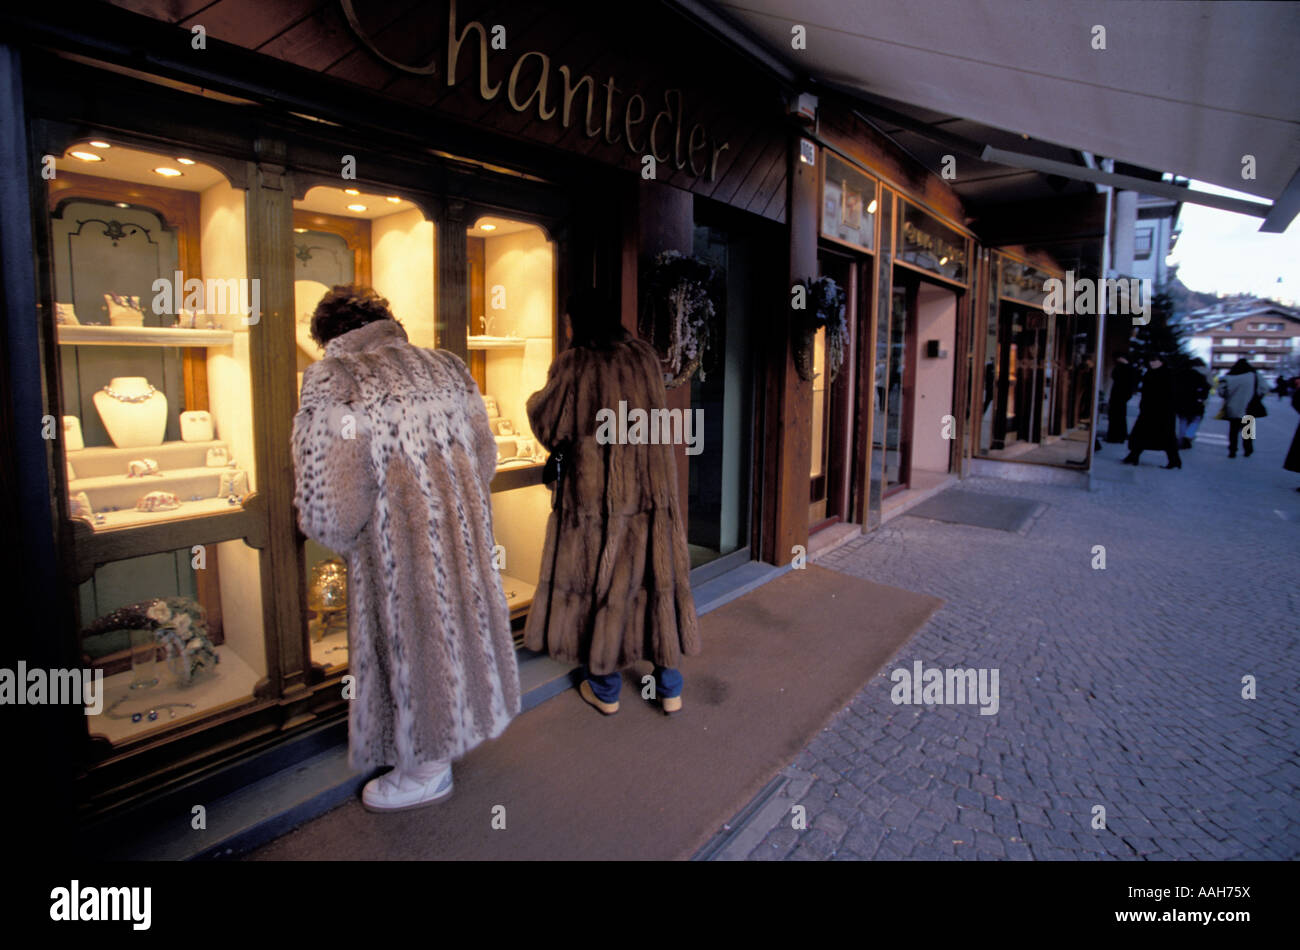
[45,141,265,745]
[466,216,557,626]
[291,184,437,672]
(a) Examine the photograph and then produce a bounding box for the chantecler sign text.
[341,0,732,181]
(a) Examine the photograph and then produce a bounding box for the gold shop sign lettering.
[999,257,1049,306]
[341,0,732,181]
[897,204,967,284]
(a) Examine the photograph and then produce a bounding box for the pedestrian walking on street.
[1283,383,1300,491]
[524,288,701,717]
[1175,356,1212,449]
[1105,352,1141,443]
[1122,353,1181,468]
[1218,358,1267,458]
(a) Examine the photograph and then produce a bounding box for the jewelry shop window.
[467,215,555,631]
[46,141,264,742]
[293,184,437,671]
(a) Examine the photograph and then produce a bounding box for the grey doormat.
[903,489,1046,533]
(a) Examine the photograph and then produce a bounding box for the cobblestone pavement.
[742,396,1300,861]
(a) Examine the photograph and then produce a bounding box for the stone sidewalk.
[722,397,1300,860]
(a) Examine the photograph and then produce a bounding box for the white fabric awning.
[705,0,1300,218]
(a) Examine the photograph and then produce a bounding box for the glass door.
[883,273,917,493]
[809,249,862,528]
[689,212,756,573]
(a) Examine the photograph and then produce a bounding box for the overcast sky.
[1167,180,1300,306]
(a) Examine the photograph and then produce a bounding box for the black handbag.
[1246,373,1269,418]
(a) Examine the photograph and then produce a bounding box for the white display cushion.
[55,302,80,326]
[104,293,144,327]
[206,446,230,467]
[66,439,228,479]
[135,490,181,512]
[63,415,84,451]
[493,435,517,461]
[180,410,214,442]
[218,468,249,499]
[69,491,93,521]
[93,377,166,447]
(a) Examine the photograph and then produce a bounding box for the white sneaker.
[362,760,453,813]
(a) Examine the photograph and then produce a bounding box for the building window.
[1220,337,1238,346]
[1134,228,1153,260]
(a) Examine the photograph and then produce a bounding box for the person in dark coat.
[1284,382,1300,491]
[524,289,701,716]
[1175,356,1212,449]
[1105,353,1141,443]
[1122,353,1181,468]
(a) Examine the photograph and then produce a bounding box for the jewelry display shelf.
[308,625,348,671]
[89,644,261,746]
[500,573,536,620]
[77,496,246,532]
[67,440,230,476]
[467,335,526,350]
[58,325,236,347]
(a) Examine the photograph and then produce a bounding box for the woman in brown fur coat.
[292,286,520,812]
[523,290,700,715]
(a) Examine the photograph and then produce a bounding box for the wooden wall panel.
[105,0,790,223]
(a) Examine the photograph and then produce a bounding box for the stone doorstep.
[808,521,862,561]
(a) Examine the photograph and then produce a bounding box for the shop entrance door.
[809,250,866,529]
[881,272,919,495]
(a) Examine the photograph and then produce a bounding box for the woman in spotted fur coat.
[292,286,520,811]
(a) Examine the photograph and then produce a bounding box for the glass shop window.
[467,215,556,631]
[81,542,265,745]
[45,141,264,744]
[292,184,436,671]
[51,143,257,531]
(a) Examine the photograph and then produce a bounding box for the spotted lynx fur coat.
[292,319,520,772]
[523,329,701,675]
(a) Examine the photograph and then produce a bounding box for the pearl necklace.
[101,383,158,403]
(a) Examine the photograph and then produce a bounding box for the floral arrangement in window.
[794,276,849,383]
[81,596,220,686]
[641,249,719,389]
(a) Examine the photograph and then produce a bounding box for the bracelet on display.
[102,695,197,722]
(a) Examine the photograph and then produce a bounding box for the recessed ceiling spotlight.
[866,199,878,215]
[939,256,949,266]
[347,204,367,212]
[153,167,183,177]
[386,196,401,204]
[88,141,112,149]
[69,151,103,162]
[479,223,497,231]
[115,202,129,209]
[175,157,196,165]
[344,188,360,195]
[293,228,307,233]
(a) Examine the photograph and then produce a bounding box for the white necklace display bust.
[92,376,168,448]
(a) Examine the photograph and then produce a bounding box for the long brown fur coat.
[523,330,701,675]
[292,319,520,772]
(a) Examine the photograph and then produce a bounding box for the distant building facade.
[1183,303,1300,381]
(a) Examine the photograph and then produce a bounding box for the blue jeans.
[585,666,683,703]
[1177,414,1203,441]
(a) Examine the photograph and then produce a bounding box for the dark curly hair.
[310,285,399,346]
